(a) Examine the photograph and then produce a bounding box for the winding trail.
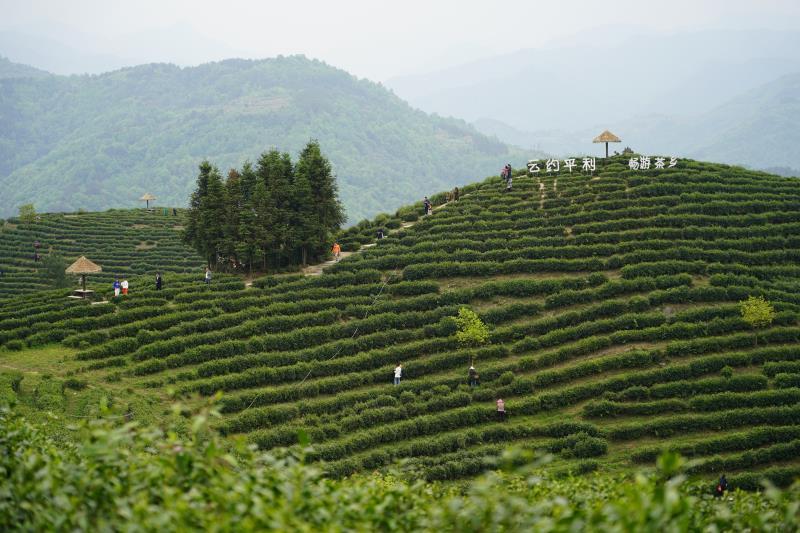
[302,199,455,276]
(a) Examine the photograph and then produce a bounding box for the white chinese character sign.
[528,156,678,175]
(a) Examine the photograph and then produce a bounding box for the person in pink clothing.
[496,398,506,422]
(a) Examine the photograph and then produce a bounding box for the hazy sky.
[2,0,800,80]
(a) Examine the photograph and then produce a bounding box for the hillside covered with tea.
[0,208,201,298]
[2,157,800,485]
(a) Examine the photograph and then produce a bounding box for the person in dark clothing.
[715,474,728,497]
[423,196,432,216]
[376,228,385,239]
[155,272,162,291]
[172,207,178,216]
[468,366,479,387]
[453,187,460,201]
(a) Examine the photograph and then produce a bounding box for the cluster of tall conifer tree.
[183,140,345,271]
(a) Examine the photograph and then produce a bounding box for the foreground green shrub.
[1,404,799,531]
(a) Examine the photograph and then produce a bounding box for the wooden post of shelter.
[65,256,102,299]
[592,130,622,158]
[140,193,156,210]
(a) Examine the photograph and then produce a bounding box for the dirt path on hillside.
[302,251,356,276]
[301,199,456,277]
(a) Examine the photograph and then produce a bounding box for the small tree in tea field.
[42,254,70,289]
[18,204,36,224]
[740,295,775,345]
[454,307,489,365]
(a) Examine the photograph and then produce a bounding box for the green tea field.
[0,208,202,298]
[3,156,800,488]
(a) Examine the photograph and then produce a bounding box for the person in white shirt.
[121,278,129,296]
[393,363,402,386]
[496,398,506,422]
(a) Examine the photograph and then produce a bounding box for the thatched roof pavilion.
[66,256,102,275]
[66,256,102,297]
[140,193,156,209]
[593,130,622,158]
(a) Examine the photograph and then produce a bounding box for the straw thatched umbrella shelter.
[66,256,102,298]
[593,130,621,158]
[140,193,156,209]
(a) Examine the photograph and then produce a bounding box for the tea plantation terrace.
[2,156,800,486]
[0,208,202,298]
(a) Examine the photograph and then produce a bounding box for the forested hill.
[0,56,50,79]
[0,56,527,221]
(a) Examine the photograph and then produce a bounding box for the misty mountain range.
[387,29,800,174]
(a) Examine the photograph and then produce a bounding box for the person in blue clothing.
[113,278,121,297]
[715,474,728,497]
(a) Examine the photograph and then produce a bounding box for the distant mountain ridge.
[387,29,800,132]
[473,72,800,173]
[0,55,50,79]
[387,29,800,171]
[0,56,532,221]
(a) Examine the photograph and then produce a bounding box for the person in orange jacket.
[332,242,342,261]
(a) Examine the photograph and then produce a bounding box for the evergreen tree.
[187,141,344,271]
[251,181,279,270]
[295,140,345,262]
[183,161,226,268]
[291,166,319,266]
[201,167,226,268]
[183,161,213,262]
[221,169,243,268]
[236,162,259,272]
[238,161,257,203]
[256,149,295,267]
